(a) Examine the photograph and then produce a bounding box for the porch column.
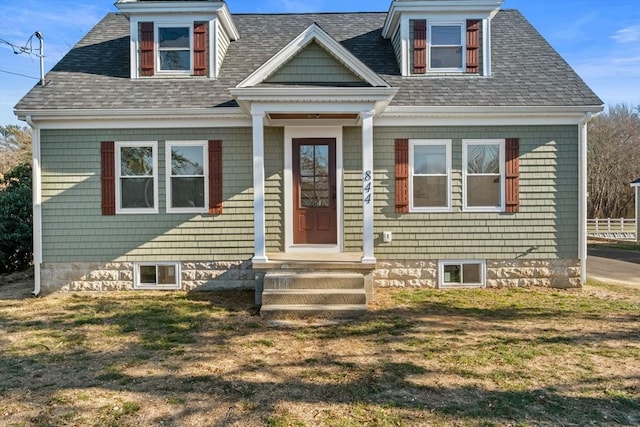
[252,111,268,262]
[361,111,376,263]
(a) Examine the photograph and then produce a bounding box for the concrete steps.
[260,271,368,319]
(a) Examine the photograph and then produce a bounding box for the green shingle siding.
[265,42,364,85]
[41,124,578,264]
[41,127,258,263]
[343,125,579,260]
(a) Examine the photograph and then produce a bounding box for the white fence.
[587,218,637,240]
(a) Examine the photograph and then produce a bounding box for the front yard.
[0,279,638,426]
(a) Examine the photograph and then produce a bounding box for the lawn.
[0,281,638,426]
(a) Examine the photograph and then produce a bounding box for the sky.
[0,0,638,126]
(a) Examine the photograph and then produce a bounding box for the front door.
[293,138,337,244]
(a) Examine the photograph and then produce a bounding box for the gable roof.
[14,10,602,118]
[237,22,390,88]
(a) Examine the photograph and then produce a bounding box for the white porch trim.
[252,111,268,263]
[361,111,376,264]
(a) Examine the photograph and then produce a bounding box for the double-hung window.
[166,141,208,213]
[116,142,158,214]
[410,140,451,211]
[156,25,192,73]
[429,24,464,71]
[463,140,505,212]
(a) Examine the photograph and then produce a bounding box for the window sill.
[166,208,208,214]
[116,208,159,215]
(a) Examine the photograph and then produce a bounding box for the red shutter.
[140,22,154,77]
[101,141,116,216]
[208,140,223,215]
[395,139,409,213]
[413,20,427,74]
[193,22,208,77]
[505,138,520,213]
[466,20,480,73]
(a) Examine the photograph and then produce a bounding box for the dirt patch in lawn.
[0,281,639,426]
[0,267,34,300]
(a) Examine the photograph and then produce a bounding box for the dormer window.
[138,21,207,78]
[430,24,464,71]
[118,0,240,80]
[410,19,480,75]
[157,26,192,73]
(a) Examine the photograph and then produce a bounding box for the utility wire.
[0,34,38,57]
[0,69,39,80]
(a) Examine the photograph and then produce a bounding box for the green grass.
[0,287,638,426]
[589,241,640,251]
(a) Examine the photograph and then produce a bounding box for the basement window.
[438,260,485,288]
[134,262,181,290]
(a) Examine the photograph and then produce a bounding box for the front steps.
[259,271,370,319]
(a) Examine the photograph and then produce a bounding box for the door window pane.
[298,143,332,208]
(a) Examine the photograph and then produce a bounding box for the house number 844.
[363,170,372,205]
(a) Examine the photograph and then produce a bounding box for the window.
[166,141,208,213]
[157,25,192,73]
[134,262,180,290]
[430,24,464,71]
[116,142,158,214]
[439,260,485,288]
[410,140,451,211]
[463,140,505,211]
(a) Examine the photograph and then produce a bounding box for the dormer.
[382,0,503,77]
[115,0,239,79]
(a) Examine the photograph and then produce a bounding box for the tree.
[0,125,32,177]
[588,104,640,218]
[0,163,32,273]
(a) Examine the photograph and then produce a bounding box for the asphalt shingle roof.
[15,10,602,113]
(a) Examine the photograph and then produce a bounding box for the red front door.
[293,138,337,244]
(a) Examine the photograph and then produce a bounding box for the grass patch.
[0,287,638,426]
[589,241,640,252]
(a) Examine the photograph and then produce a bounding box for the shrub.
[0,163,32,273]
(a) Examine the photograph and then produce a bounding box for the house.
[15,0,603,315]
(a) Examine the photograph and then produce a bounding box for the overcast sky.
[0,0,638,126]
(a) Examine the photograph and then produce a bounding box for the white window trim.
[428,22,466,73]
[409,139,452,212]
[134,262,181,290]
[155,23,194,75]
[462,139,505,212]
[438,260,486,289]
[166,141,209,214]
[116,141,159,214]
